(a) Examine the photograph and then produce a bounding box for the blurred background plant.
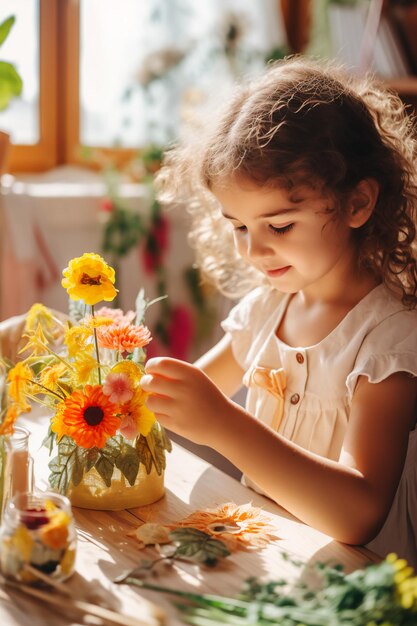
[0,16,22,112]
[80,0,287,361]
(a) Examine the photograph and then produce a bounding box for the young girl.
[139,57,417,566]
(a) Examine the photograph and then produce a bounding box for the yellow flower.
[84,315,115,328]
[64,324,93,359]
[39,362,68,392]
[0,403,22,435]
[25,303,55,333]
[388,553,417,611]
[111,360,144,383]
[62,252,117,306]
[19,323,48,356]
[118,387,156,439]
[7,362,33,409]
[72,352,99,385]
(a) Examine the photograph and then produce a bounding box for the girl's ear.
[348,178,379,228]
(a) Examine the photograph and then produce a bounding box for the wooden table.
[0,413,380,626]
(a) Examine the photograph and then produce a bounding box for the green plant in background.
[0,16,23,112]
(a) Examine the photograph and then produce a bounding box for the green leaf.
[169,528,231,567]
[68,298,87,324]
[135,288,147,325]
[145,426,166,476]
[115,440,140,486]
[48,436,77,494]
[136,435,153,474]
[71,447,87,486]
[0,60,23,111]
[94,453,115,487]
[0,16,15,48]
[102,207,144,257]
[84,447,100,473]
[159,425,172,453]
[41,425,56,455]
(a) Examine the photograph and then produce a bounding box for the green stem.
[25,379,65,400]
[92,305,102,385]
[38,344,75,371]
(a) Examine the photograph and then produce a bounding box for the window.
[1,0,286,173]
[0,0,57,172]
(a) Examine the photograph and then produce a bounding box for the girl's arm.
[140,355,417,545]
[194,333,245,398]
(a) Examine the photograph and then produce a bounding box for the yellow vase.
[67,464,165,510]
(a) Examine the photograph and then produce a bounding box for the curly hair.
[156,56,417,305]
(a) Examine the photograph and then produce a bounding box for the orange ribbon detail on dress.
[243,366,287,432]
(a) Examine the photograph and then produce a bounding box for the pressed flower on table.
[0,252,171,496]
[167,502,281,551]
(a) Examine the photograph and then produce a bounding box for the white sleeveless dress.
[221,284,417,566]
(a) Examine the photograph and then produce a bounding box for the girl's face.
[213,178,358,298]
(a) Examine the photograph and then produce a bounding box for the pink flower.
[118,413,139,440]
[97,322,152,353]
[100,198,114,213]
[102,372,134,404]
[95,307,136,324]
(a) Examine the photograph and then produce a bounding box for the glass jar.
[0,491,77,583]
[0,426,34,520]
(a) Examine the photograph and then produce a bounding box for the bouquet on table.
[1,253,171,510]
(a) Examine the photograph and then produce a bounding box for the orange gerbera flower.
[169,502,281,551]
[97,323,152,353]
[51,385,119,448]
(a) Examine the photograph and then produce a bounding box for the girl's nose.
[246,232,273,259]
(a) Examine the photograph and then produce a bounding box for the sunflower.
[51,385,119,448]
[61,252,118,306]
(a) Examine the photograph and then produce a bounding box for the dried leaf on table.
[127,522,171,548]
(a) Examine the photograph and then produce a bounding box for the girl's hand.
[140,357,237,446]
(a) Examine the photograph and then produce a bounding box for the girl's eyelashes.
[232,223,294,235]
[269,223,294,235]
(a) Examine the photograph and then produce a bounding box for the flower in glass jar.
[39,510,71,550]
[61,252,118,305]
[51,385,120,448]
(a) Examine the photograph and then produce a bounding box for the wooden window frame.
[8,0,58,173]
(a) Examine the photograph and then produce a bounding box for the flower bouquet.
[1,253,171,510]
